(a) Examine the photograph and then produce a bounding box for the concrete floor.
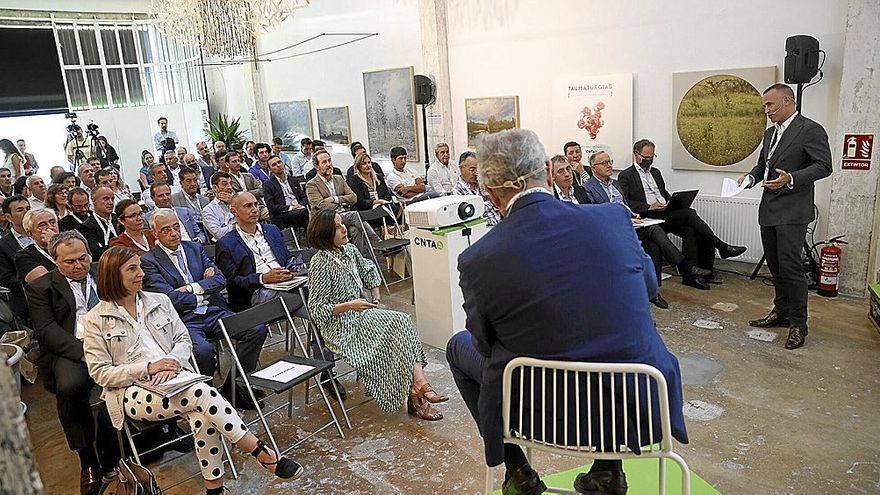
[22,260,880,494]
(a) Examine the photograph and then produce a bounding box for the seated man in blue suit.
[447,130,688,495]
[215,191,345,398]
[145,182,208,243]
[141,208,267,408]
[583,150,712,308]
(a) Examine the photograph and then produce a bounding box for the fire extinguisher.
[816,234,847,297]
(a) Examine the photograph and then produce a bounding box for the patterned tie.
[174,250,194,284]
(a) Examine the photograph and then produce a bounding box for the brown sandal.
[415,383,449,404]
[407,391,443,421]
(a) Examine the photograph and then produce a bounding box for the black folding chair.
[218,297,346,457]
[357,206,411,294]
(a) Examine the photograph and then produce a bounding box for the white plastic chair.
[485,357,690,495]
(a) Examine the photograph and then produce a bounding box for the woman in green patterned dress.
[306,209,447,420]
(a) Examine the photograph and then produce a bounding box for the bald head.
[229,191,260,228]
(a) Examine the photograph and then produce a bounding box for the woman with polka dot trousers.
[83,246,303,494]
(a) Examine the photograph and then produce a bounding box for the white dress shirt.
[236,224,282,282]
[635,165,666,205]
[426,160,460,195]
[751,111,799,188]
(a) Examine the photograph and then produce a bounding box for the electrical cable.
[197,32,377,66]
[801,50,826,91]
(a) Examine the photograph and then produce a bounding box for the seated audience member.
[77,186,117,259]
[618,139,747,275]
[385,146,436,203]
[142,162,181,210]
[195,141,213,168]
[141,209,267,407]
[306,209,446,420]
[262,154,309,230]
[163,149,183,185]
[241,141,256,166]
[59,188,93,232]
[172,167,211,225]
[49,165,66,183]
[304,150,382,258]
[346,152,399,222]
[146,182,207,243]
[226,150,263,197]
[214,140,226,154]
[138,150,155,190]
[248,142,272,182]
[271,137,292,172]
[452,151,502,227]
[175,146,187,167]
[564,141,592,183]
[27,231,120,494]
[109,199,155,255]
[549,154,591,204]
[16,209,58,284]
[426,142,459,195]
[446,129,688,494]
[82,247,304,495]
[93,168,113,190]
[194,142,216,192]
[344,141,381,180]
[289,137,313,177]
[0,167,14,198]
[312,140,326,152]
[107,167,132,204]
[584,151,712,306]
[78,159,97,194]
[45,183,72,219]
[203,172,237,241]
[57,172,79,189]
[0,195,32,321]
[27,174,47,210]
[182,152,213,199]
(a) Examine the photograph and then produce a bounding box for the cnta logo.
[413,236,444,250]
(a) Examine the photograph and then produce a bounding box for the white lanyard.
[326,250,363,290]
[93,213,116,244]
[35,244,54,263]
[125,231,150,252]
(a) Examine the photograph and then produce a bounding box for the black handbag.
[100,457,162,495]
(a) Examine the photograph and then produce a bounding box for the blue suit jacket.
[457,192,686,465]
[583,176,628,207]
[145,207,207,244]
[215,223,291,312]
[141,241,230,319]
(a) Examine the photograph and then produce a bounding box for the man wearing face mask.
[618,139,747,284]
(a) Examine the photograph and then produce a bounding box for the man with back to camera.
[426,142,459,195]
[563,141,592,184]
[737,83,832,350]
[446,129,687,495]
[618,139,747,280]
[153,116,178,153]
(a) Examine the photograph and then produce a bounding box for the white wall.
[206,0,424,172]
[446,0,846,238]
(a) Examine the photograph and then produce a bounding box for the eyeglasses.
[593,159,614,167]
[636,152,657,160]
[60,253,91,268]
[158,223,181,235]
[123,211,145,220]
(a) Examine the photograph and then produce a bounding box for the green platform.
[493,458,719,494]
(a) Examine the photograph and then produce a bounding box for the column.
[418,0,455,168]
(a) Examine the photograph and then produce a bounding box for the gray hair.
[48,230,89,259]
[588,149,613,165]
[163,149,176,158]
[149,207,179,230]
[0,166,11,175]
[476,129,548,196]
[434,142,449,152]
[22,208,56,233]
[26,175,44,187]
[549,155,568,167]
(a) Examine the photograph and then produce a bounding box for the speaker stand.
[420,104,430,173]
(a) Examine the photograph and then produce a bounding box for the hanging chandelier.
[151,0,310,59]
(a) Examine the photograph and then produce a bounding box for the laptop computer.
[664,189,699,212]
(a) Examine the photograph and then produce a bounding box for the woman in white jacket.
[82,246,303,494]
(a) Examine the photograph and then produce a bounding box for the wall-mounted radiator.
[669,194,763,264]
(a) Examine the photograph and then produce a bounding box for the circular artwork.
[676,75,766,166]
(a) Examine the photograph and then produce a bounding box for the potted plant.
[205,113,248,146]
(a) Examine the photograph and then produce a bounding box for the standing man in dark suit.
[618,139,747,276]
[447,130,688,495]
[263,154,309,230]
[77,186,117,259]
[27,231,118,494]
[141,208,267,407]
[738,83,832,349]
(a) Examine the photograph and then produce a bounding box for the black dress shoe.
[650,293,669,309]
[80,466,102,495]
[718,244,747,259]
[168,425,195,453]
[682,276,710,290]
[322,376,347,401]
[502,464,547,495]
[785,326,808,349]
[749,310,790,328]
[688,266,712,279]
[574,467,628,495]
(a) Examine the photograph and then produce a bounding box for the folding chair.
[282,227,305,250]
[218,297,346,457]
[357,205,411,295]
[485,357,691,495]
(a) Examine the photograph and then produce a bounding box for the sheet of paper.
[721,178,747,198]
[263,276,308,292]
[633,218,665,228]
[252,361,315,383]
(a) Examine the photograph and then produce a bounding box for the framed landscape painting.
[465,96,520,148]
[316,106,352,146]
[363,66,418,161]
[269,99,313,151]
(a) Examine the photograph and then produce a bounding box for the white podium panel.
[409,219,488,349]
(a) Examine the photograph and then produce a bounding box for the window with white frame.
[55,21,205,111]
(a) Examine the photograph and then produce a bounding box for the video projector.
[404,195,485,229]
